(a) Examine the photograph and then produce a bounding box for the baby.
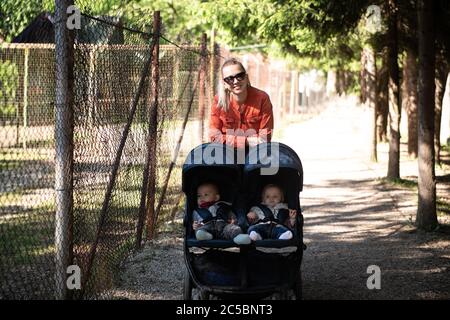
[192,182,251,245]
[247,184,297,241]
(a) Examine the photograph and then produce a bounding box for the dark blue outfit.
[247,203,291,239]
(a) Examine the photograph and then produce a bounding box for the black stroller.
[182,142,304,299]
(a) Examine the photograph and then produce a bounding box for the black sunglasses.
[223,71,246,85]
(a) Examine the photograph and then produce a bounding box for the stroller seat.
[182,142,305,299]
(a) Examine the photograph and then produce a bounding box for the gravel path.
[112,96,450,300]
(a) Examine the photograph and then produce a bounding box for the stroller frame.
[182,143,305,300]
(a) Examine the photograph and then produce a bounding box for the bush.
[0,61,19,119]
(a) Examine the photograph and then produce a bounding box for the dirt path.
[283,96,450,299]
[112,96,450,300]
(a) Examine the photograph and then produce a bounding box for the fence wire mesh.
[0,12,211,299]
[1,43,56,299]
[0,8,318,299]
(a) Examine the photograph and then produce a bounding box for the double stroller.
[182,142,305,299]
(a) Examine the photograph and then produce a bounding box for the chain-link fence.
[0,42,56,299]
[1,6,325,299]
[0,10,212,299]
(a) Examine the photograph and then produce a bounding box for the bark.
[377,48,389,143]
[365,47,378,162]
[360,49,367,104]
[402,48,419,158]
[434,51,449,165]
[387,0,401,179]
[416,0,437,230]
[335,69,343,96]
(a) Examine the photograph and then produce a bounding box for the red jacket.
[209,86,274,148]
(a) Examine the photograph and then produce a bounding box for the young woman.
[209,58,274,149]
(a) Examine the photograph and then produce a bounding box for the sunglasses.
[223,71,246,85]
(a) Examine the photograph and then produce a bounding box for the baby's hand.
[289,209,297,219]
[247,211,257,224]
[192,221,202,230]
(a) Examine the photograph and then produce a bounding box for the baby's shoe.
[196,229,213,241]
[278,230,293,240]
[249,231,262,241]
[233,234,251,245]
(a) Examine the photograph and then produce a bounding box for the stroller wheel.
[183,268,193,300]
[294,269,303,300]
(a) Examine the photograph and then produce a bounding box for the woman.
[209,58,274,149]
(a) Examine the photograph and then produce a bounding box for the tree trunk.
[365,47,378,162]
[360,49,367,104]
[377,48,389,143]
[416,0,437,230]
[387,0,401,179]
[434,51,449,165]
[335,68,343,96]
[402,48,419,158]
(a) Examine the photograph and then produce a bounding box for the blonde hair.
[217,58,249,112]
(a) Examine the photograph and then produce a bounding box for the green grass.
[437,198,450,217]
[0,202,55,266]
[379,177,418,189]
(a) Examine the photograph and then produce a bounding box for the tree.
[386,0,401,179]
[377,48,388,143]
[0,0,54,41]
[416,0,437,230]
[402,47,418,158]
[434,47,449,165]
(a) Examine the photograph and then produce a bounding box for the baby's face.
[197,184,220,207]
[262,187,283,208]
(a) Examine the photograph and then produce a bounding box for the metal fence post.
[22,48,29,149]
[145,11,161,240]
[54,0,75,300]
[198,33,207,143]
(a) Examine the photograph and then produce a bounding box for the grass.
[381,177,418,189]
[0,201,55,266]
[437,198,450,217]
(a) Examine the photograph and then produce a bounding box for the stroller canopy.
[243,142,303,210]
[182,143,241,194]
[244,142,303,187]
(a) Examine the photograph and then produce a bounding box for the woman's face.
[222,64,248,96]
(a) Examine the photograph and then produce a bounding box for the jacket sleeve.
[258,94,274,142]
[193,210,203,223]
[250,206,266,221]
[209,96,224,143]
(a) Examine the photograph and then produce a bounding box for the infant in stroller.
[192,182,252,245]
[247,184,297,241]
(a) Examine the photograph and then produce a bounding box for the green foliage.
[0,0,53,41]
[0,61,19,118]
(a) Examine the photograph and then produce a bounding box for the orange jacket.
[209,86,274,148]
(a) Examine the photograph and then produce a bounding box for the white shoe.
[278,230,293,240]
[196,230,213,241]
[249,231,262,241]
[233,234,251,245]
